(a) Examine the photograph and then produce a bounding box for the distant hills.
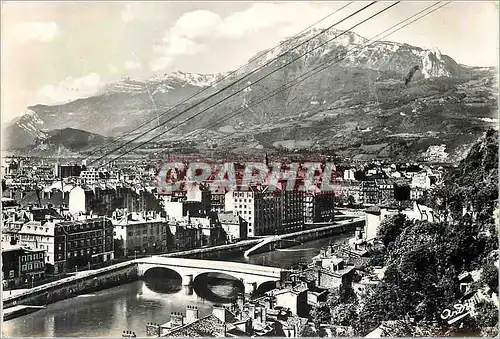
[14,128,110,156]
[3,28,498,162]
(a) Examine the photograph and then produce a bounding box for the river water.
[2,233,352,338]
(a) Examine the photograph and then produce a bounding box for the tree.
[330,304,358,327]
[479,261,499,294]
[475,300,498,328]
[377,213,408,247]
[299,324,317,337]
[310,303,330,328]
[357,221,462,335]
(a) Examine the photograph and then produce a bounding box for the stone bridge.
[135,257,283,295]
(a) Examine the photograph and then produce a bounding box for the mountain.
[15,128,110,156]
[3,28,498,162]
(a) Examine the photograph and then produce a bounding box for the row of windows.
[234,192,253,198]
[234,198,253,203]
[24,226,50,232]
[21,253,44,262]
[68,231,103,240]
[62,222,107,233]
[67,248,99,258]
[19,234,50,241]
[65,238,102,249]
[21,261,43,271]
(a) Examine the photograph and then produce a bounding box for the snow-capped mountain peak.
[150,71,224,88]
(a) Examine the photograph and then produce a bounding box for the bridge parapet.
[136,256,282,290]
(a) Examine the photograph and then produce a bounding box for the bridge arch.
[255,280,278,296]
[136,257,283,296]
[142,267,183,293]
[192,272,245,300]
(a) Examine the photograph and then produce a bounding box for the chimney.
[170,312,184,328]
[268,296,275,309]
[261,306,268,323]
[186,306,199,323]
[212,305,226,323]
[237,293,245,310]
[145,322,161,337]
[254,306,261,323]
[248,303,256,320]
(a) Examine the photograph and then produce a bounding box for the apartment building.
[282,190,304,233]
[303,190,335,224]
[55,217,114,272]
[2,246,46,288]
[225,184,283,237]
[13,215,114,274]
[112,211,169,257]
[80,170,102,184]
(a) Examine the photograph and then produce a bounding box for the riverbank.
[2,234,353,336]
[2,218,363,320]
[2,261,138,318]
[165,217,363,259]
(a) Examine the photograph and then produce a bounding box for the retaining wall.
[3,261,138,309]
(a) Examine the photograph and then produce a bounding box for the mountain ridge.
[2,27,497,163]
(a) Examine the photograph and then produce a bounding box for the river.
[2,233,353,338]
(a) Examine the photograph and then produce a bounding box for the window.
[21,256,26,262]
[22,264,27,271]
[28,263,32,270]
[28,255,32,261]
[113,231,116,236]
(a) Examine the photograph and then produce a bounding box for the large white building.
[68,186,94,215]
[225,184,282,237]
[80,170,101,184]
[361,202,437,242]
[411,172,432,189]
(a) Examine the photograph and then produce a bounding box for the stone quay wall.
[3,261,138,309]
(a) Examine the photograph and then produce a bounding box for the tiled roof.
[163,314,226,337]
[217,212,239,224]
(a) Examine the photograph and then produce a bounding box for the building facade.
[303,191,335,224]
[2,246,46,288]
[226,185,283,237]
[112,212,169,257]
[282,191,304,234]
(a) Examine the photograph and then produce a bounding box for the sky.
[1,1,498,124]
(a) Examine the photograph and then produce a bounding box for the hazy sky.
[1,1,498,123]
